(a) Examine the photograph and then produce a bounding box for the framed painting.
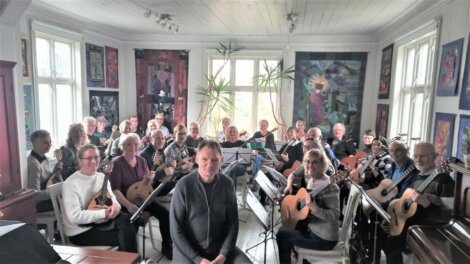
[459,33,470,109]
[436,38,464,96]
[457,115,470,159]
[293,52,368,146]
[23,85,36,150]
[433,112,456,166]
[86,43,105,88]
[375,104,389,138]
[89,90,119,126]
[21,38,29,77]
[105,46,119,88]
[135,49,189,133]
[379,44,393,99]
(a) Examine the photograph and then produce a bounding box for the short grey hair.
[119,133,141,149]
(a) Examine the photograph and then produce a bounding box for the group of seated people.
[26,113,455,264]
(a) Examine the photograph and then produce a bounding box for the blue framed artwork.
[436,38,464,96]
[457,115,470,159]
[86,43,105,88]
[23,85,36,150]
[459,33,470,109]
[433,112,456,166]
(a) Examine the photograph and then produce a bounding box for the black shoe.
[161,242,173,260]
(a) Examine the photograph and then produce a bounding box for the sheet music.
[263,165,287,186]
[255,170,279,201]
[222,148,252,164]
[246,189,270,230]
[264,148,280,163]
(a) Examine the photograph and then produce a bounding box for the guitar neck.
[388,165,415,190]
[308,180,331,200]
[99,172,110,200]
[415,169,440,193]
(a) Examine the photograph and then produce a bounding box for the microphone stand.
[130,182,168,260]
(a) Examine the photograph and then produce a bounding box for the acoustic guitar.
[87,161,114,210]
[330,168,350,185]
[387,158,455,236]
[349,146,387,182]
[280,179,331,229]
[362,165,416,217]
[340,150,367,170]
[46,149,64,186]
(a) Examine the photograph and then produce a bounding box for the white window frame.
[207,53,282,136]
[391,21,438,150]
[32,21,82,148]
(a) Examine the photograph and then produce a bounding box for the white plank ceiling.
[33,0,443,37]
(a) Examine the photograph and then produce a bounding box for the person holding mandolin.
[164,124,194,180]
[109,133,173,259]
[276,148,340,264]
[27,129,63,213]
[62,144,137,252]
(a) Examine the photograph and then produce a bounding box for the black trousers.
[68,212,137,252]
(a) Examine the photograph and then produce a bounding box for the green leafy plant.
[196,41,240,129]
[255,58,295,133]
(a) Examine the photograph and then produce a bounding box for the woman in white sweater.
[62,144,137,252]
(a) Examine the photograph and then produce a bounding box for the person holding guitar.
[329,123,356,161]
[60,123,88,180]
[249,119,276,151]
[276,127,303,174]
[381,142,455,264]
[185,122,204,149]
[164,124,194,180]
[295,119,307,141]
[62,144,137,252]
[276,148,340,264]
[27,129,63,213]
[306,127,339,168]
[109,133,173,259]
[220,125,248,186]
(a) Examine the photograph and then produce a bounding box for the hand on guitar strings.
[164,166,175,178]
[305,195,318,213]
[281,153,289,162]
[410,190,431,208]
[145,170,156,180]
[284,185,292,195]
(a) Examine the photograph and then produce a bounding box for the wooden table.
[53,245,140,264]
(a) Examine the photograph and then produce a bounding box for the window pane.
[36,38,51,77]
[259,60,279,87]
[208,93,230,136]
[212,59,230,84]
[416,43,429,85]
[233,92,253,133]
[38,84,54,135]
[235,60,254,86]
[400,93,411,135]
[56,84,74,145]
[54,41,72,79]
[405,48,415,87]
[257,92,277,135]
[411,93,424,139]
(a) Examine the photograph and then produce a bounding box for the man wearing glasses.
[155,112,170,138]
[164,124,194,179]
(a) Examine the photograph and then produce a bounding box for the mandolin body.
[127,180,153,207]
[87,191,113,210]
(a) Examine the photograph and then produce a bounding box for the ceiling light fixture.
[287,12,298,34]
[144,9,180,34]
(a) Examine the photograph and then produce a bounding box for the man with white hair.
[155,112,170,137]
[329,123,356,161]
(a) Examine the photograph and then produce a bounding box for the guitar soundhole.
[381,189,388,196]
[403,199,412,212]
[296,201,302,211]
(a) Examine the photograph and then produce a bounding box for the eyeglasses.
[80,156,100,161]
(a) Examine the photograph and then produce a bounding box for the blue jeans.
[276,227,337,264]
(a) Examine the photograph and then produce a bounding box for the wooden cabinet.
[0,60,36,224]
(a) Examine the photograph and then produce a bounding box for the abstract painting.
[436,38,464,96]
[105,46,119,88]
[379,44,393,99]
[457,115,470,159]
[89,90,119,126]
[293,52,368,145]
[86,43,104,88]
[433,112,456,166]
[135,49,189,133]
[459,33,470,109]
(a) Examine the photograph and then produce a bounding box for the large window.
[393,30,437,150]
[34,30,81,148]
[208,56,280,137]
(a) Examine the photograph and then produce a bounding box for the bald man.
[307,127,339,168]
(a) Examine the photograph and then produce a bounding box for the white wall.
[376,0,470,156]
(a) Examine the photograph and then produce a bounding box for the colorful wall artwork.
[105,46,119,88]
[379,44,393,99]
[134,49,189,132]
[433,112,456,166]
[86,43,105,88]
[293,52,368,145]
[89,90,119,126]
[436,38,464,96]
[375,104,389,138]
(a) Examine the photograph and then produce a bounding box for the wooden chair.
[47,182,113,250]
[36,210,56,243]
[294,183,363,264]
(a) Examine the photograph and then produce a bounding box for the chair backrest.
[338,184,362,254]
[46,182,68,245]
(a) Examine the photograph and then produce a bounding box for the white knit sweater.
[62,170,120,236]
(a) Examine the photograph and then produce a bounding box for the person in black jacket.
[330,123,356,160]
[249,119,276,151]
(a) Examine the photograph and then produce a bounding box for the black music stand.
[130,182,168,261]
[222,148,252,165]
[350,181,391,264]
[245,189,272,264]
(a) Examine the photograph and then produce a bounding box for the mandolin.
[362,165,416,217]
[330,168,351,184]
[87,161,114,210]
[46,149,64,186]
[387,158,455,236]
[280,179,331,229]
